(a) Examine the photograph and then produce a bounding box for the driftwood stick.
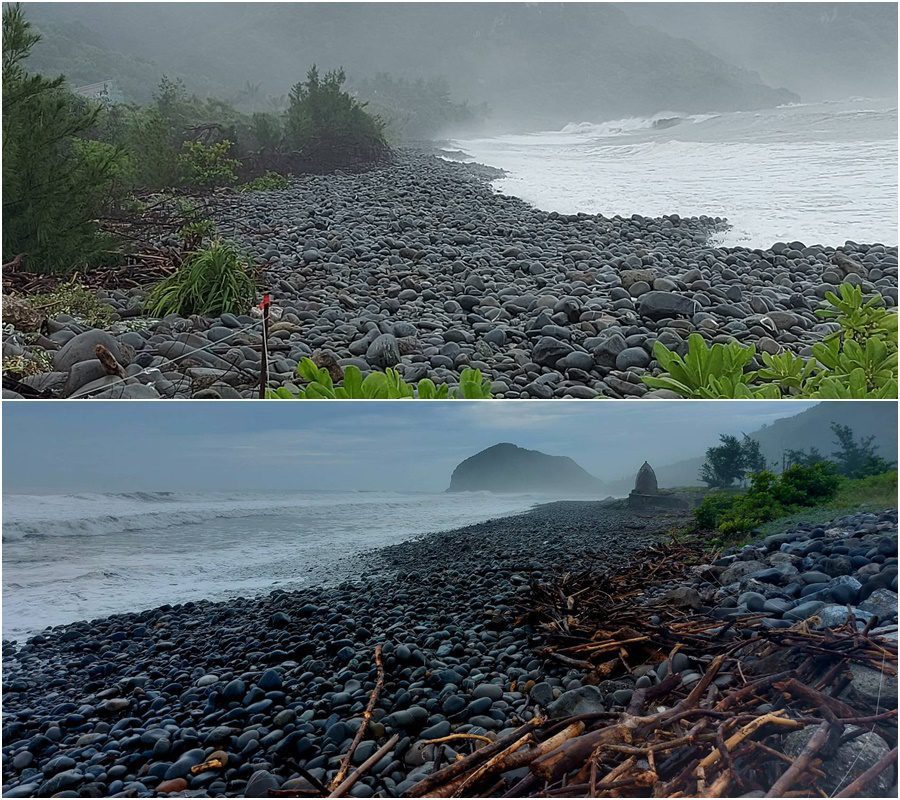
[421,733,493,747]
[402,719,544,797]
[697,711,802,772]
[328,733,399,798]
[497,722,586,773]
[328,645,385,791]
[437,734,535,798]
[764,721,839,798]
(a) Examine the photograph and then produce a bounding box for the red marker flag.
[259,294,271,310]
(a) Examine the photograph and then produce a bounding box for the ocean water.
[2,490,545,640]
[453,98,898,250]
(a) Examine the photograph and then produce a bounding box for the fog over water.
[23,3,897,243]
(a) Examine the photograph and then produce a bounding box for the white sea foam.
[2,490,544,639]
[454,98,897,249]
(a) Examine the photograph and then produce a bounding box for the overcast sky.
[2,401,817,494]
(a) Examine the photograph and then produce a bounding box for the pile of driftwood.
[399,540,897,797]
[2,194,212,295]
[262,540,896,798]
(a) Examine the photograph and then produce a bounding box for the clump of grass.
[145,240,256,317]
[239,171,291,192]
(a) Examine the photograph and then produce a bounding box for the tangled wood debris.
[288,540,897,798]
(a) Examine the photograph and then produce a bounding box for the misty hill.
[447,443,603,495]
[622,3,897,103]
[24,2,796,129]
[604,403,898,495]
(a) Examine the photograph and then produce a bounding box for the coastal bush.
[645,287,898,399]
[178,218,216,251]
[285,66,389,166]
[695,462,843,536]
[643,335,776,398]
[145,240,256,317]
[270,358,493,399]
[177,139,240,188]
[2,5,124,272]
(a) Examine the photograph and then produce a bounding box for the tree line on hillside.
[700,424,893,489]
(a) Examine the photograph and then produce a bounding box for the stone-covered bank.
[3,150,897,398]
[1,502,896,797]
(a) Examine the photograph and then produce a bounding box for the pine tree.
[2,4,120,272]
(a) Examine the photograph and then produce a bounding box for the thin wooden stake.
[258,294,271,398]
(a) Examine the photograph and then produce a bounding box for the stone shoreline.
[0,501,682,796]
[4,149,897,398]
[2,501,896,797]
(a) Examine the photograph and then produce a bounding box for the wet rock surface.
[1,504,895,797]
[0,502,679,797]
[4,150,897,398]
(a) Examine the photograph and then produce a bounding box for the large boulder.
[638,291,697,320]
[532,336,574,367]
[547,686,605,718]
[53,330,130,372]
[366,333,402,369]
[782,727,892,796]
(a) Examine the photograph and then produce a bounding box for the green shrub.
[270,358,493,399]
[695,492,740,529]
[239,171,290,192]
[177,139,240,188]
[643,334,777,398]
[695,462,842,537]
[774,462,841,506]
[145,240,256,316]
[2,5,124,272]
[817,283,896,344]
[285,66,389,166]
[177,218,216,251]
[645,288,898,399]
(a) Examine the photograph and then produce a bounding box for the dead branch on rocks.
[406,539,898,797]
[328,644,385,792]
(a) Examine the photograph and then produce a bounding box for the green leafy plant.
[178,218,216,251]
[645,290,897,399]
[643,334,771,398]
[807,336,897,397]
[816,283,895,344]
[145,240,256,316]
[239,171,290,191]
[269,358,493,399]
[177,139,240,188]
[31,282,116,326]
[695,462,842,537]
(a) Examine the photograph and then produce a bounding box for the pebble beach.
[4,150,897,399]
[2,500,897,797]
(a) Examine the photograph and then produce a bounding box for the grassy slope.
[756,471,898,536]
